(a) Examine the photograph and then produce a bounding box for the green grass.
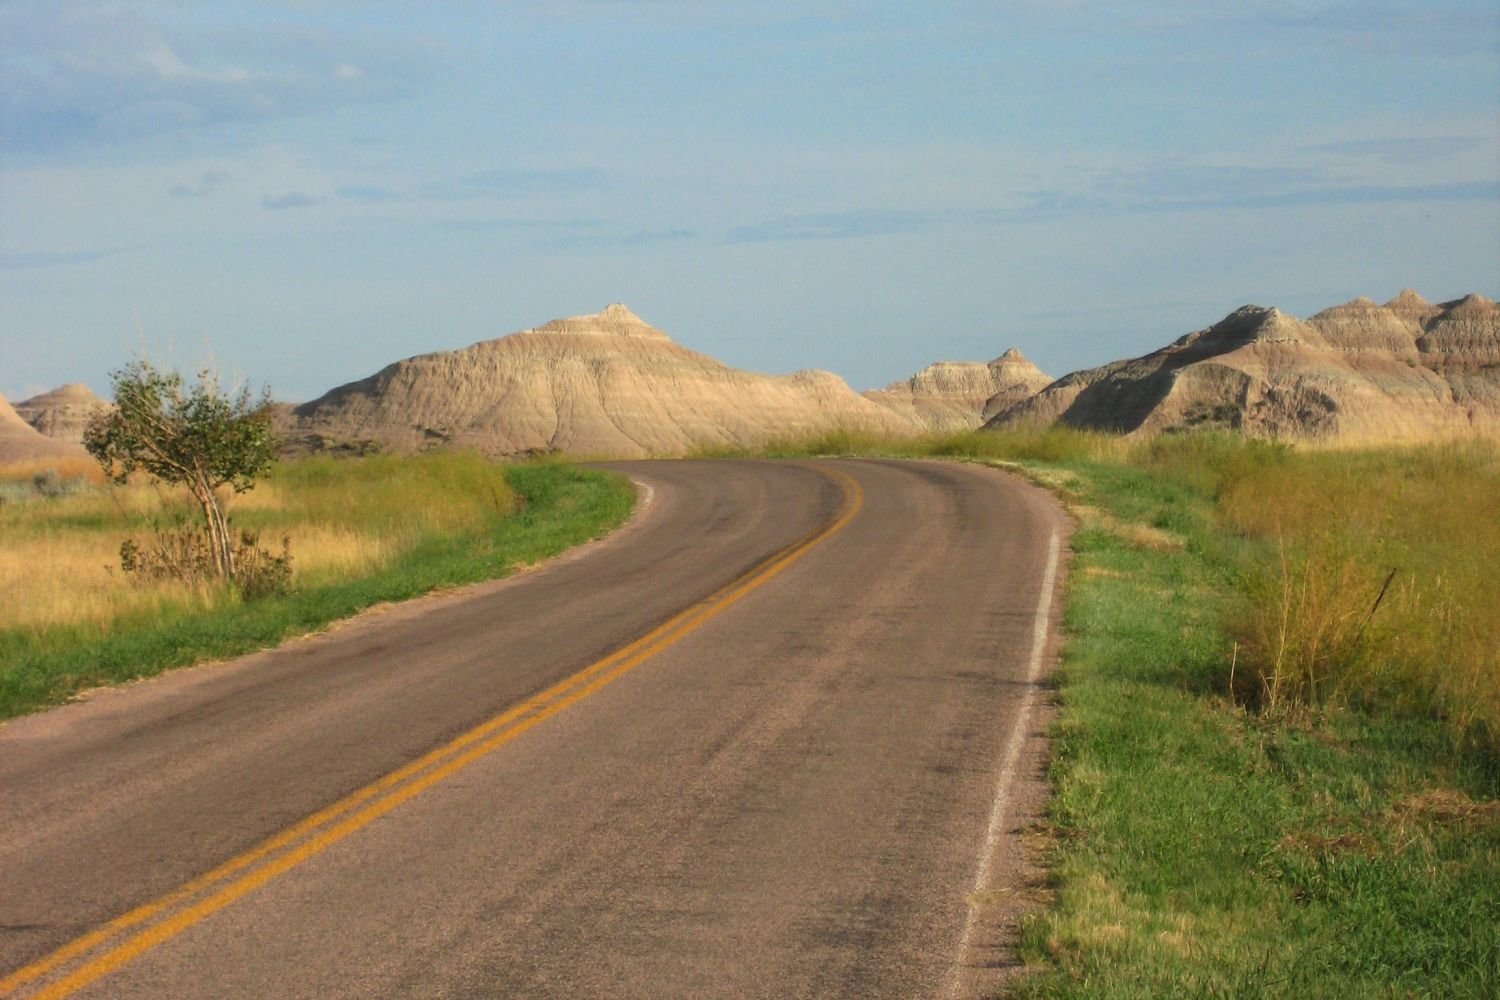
[731,427,1500,997]
[0,458,634,719]
[1008,447,1499,998]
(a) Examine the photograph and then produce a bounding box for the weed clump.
[118,525,292,600]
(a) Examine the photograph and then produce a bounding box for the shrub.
[32,469,66,498]
[119,523,293,600]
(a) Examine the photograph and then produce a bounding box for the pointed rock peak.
[988,347,1048,377]
[787,368,852,389]
[1189,304,1298,350]
[598,303,643,324]
[533,303,671,339]
[1444,292,1496,314]
[1311,296,1386,321]
[1225,304,1273,322]
[1387,288,1431,309]
[1259,307,1319,335]
[22,383,105,406]
[1428,290,1500,319]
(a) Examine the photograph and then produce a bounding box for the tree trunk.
[192,480,234,581]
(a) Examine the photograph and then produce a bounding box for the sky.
[2,1,1498,404]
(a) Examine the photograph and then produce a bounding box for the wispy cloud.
[1021,160,1500,217]
[1310,136,1489,165]
[1203,180,1500,210]
[1270,2,1500,56]
[262,192,321,210]
[532,226,700,252]
[0,1,438,155]
[616,228,697,247]
[988,1,1500,55]
[417,168,610,201]
[1094,163,1326,202]
[0,248,122,270]
[726,210,930,244]
[337,184,404,204]
[170,170,230,197]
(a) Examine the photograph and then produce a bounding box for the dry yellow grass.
[1219,439,1500,746]
[1,483,238,634]
[0,531,222,634]
[0,451,515,636]
[277,524,394,586]
[0,456,106,485]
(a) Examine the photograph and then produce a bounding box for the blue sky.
[2,1,1497,403]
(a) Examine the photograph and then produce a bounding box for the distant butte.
[0,392,91,463]
[190,290,1500,460]
[289,305,918,457]
[864,350,1053,432]
[14,383,111,445]
[988,292,1500,443]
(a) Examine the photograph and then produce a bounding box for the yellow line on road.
[2,464,862,1000]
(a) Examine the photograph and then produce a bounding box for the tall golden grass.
[745,424,1129,464]
[0,452,516,636]
[0,456,107,485]
[1213,439,1499,747]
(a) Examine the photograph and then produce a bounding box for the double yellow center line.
[2,465,863,1000]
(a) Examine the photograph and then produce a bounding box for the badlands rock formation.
[864,349,1053,431]
[14,384,111,444]
[291,305,918,457]
[990,292,1500,443]
[0,392,90,463]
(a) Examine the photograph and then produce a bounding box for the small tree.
[85,360,280,581]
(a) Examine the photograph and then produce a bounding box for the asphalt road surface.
[0,459,1068,999]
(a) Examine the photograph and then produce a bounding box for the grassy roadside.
[747,428,1500,997]
[1010,447,1498,998]
[0,457,635,719]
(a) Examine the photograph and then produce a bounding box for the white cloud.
[0,1,438,155]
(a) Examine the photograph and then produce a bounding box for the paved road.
[0,459,1067,999]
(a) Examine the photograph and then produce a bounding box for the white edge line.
[634,478,655,511]
[944,528,1061,999]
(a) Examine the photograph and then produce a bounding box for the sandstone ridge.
[14,383,111,445]
[989,292,1500,442]
[291,305,918,457]
[864,349,1053,431]
[0,392,90,463]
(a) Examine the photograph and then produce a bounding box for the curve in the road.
[1,458,1069,1000]
[3,467,864,999]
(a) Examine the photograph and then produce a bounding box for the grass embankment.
[760,428,1500,997]
[0,453,634,719]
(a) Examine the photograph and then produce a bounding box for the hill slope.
[864,349,1052,431]
[0,393,90,463]
[292,305,919,457]
[990,291,1500,442]
[14,384,111,445]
